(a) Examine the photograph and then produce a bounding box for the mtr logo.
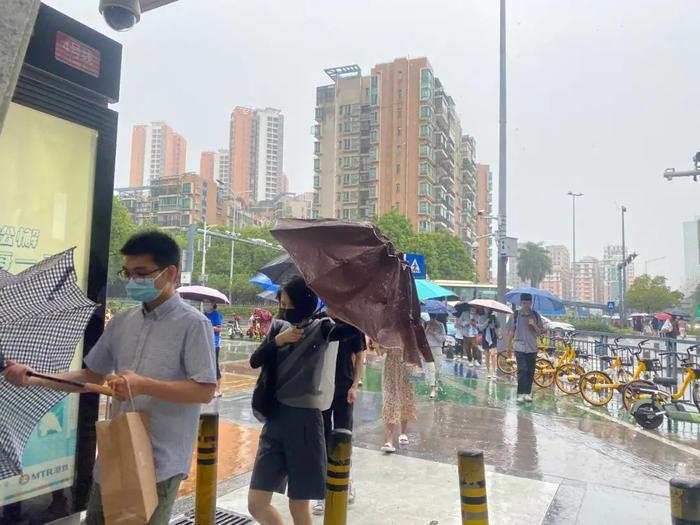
[18,464,70,485]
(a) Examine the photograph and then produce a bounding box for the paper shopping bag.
[96,411,158,524]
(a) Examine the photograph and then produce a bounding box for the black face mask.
[278,307,308,326]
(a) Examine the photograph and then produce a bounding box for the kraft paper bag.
[96,410,158,524]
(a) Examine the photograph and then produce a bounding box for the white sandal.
[380,442,396,453]
[398,434,409,446]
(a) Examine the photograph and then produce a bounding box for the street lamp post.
[496,0,508,302]
[567,192,583,306]
[620,206,627,326]
[644,256,666,275]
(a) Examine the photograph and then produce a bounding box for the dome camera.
[99,0,141,31]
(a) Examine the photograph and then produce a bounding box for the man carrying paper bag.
[5,232,217,524]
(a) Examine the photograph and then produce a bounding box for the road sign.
[181,271,192,285]
[607,301,615,311]
[405,253,426,279]
[499,237,518,258]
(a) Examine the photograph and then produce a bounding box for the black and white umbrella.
[0,249,98,480]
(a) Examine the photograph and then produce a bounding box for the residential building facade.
[602,244,636,303]
[574,256,603,303]
[474,162,493,283]
[229,106,284,203]
[541,245,571,300]
[312,59,463,236]
[129,122,187,187]
[200,149,231,192]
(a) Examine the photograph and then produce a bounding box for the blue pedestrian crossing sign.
[607,301,616,311]
[405,253,426,279]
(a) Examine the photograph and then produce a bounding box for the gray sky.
[46,0,699,289]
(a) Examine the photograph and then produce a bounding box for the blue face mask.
[125,269,166,303]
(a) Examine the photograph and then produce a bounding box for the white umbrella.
[465,299,513,315]
[176,285,230,304]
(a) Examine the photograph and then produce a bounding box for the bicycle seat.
[599,356,614,362]
[641,358,664,372]
[575,353,591,359]
[653,376,677,387]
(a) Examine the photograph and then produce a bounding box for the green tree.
[689,282,700,318]
[107,196,136,296]
[372,211,476,281]
[626,275,683,313]
[517,242,552,287]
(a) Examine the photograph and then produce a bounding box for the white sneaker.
[524,394,533,402]
[381,442,396,453]
[312,500,325,515]
[516,394,525,403]
[348,481,356,505]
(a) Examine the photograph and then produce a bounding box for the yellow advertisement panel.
[0,102,97,504]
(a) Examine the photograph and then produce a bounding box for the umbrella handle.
[84,383,114,397]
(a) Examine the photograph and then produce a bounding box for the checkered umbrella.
[0,249,97,479]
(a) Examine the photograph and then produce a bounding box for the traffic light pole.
[620,206,627,326]
[496,0,508,303]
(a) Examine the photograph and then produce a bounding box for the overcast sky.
[46,0,699,289]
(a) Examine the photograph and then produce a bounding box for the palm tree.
[517,242,552,287]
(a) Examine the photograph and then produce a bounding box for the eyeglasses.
[117,267,164,280]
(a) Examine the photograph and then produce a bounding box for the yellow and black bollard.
[458,450,488,525]
[324,429,353,525]
[670,477,700,524]
[195,412,219,524]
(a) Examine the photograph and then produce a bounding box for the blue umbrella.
[250,273,281,292]
[504,287,565,315]
[420,299,455,315]
[414,279,458,301]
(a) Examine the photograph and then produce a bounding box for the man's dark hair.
[282,276,318,318]
[120,231,181,269]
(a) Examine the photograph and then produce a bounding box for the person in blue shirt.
[204,302,224,397]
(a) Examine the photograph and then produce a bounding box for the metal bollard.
[195,412,219,524]
[324,429,353,525]
[458,450,488,525]
[670,477,700,524]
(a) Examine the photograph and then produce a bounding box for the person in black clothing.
[312,315,366,515]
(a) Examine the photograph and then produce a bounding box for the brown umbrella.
[271,219,431,364]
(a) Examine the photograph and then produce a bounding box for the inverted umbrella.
[0,249,98,480]
[271,219,431,364]
[414,279,458,301]
[259,252,301,284]
[250,273,281,292]
[176,285,230,304]
[504,287,566,316]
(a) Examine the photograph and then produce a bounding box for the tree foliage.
[373,210,476,281]
[517,242,552,287]
[626,275,683,314]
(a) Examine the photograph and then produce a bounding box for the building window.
[419,125,432,138]
[419,143,432,159]
[396,183,400,194]
[419,182,431,196]
[371,111,378,124]
[313,175,320,188]
[344,139,351,150]
[368,166,378,180]
[369,148,378,161]
[419,220,431,232]
[314,158,321,171]
[367,204,377,217]
[342,157,353,168]
[314,142,321,154]
[419,201,431,215]
[344,121,352,133]
[420,162,433,178]
[368,184,377,198]
[396,164,400,174]
[370,129,378,143]
[182,183,192,194]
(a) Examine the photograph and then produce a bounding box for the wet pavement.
[195,350,700,523]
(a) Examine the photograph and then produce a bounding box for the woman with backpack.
[478,309,501,379]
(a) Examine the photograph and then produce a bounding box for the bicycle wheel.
[554,363,585,395]
[633,402,664,429]
[580,370,614,406]
[622,379,656,410]
[497,351,517,375]
[533,358,555,388]
[692,382,700,412]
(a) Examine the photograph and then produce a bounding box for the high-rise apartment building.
[461,136,477,247]
[574,256,603,303]
[229,106,284,203]
[474,163,493,282]
[129,122,187,187]
[507,242,528,289]
[200,149,231,191]
[313,59,462,236]
[683,217,700,290]
[541,245,571,300]
[602,245,636,303]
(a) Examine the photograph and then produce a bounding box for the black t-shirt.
[334,325,366,395]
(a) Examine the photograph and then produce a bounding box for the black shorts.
[322,394,354,445]
[250,404,326,500]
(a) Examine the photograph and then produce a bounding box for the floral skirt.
[381,348,416,424]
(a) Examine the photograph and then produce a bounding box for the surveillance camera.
[663,168,675,181]
[477,210,485,216]
[99,0,141,31]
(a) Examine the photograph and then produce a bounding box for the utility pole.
[644,256,666,275]
[228,208,236,303]
[496,0,508,302]
[620,206,627,326]
[201,221,208,285]
[567,192,583,306]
